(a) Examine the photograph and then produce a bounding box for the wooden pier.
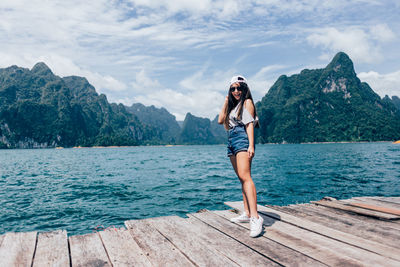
[0,196,399,266]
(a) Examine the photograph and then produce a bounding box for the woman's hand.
[247,146,255,159]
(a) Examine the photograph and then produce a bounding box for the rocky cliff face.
[256,52,400,143]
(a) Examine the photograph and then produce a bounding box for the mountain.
[126,103,181,144]
[210,115,226,143]
[125,104,226,145]
[3,54,398,148]
[384,95,400,111]
[255,52,400,143]
[0,63,151,148]
[392,96,400,110]
[179,113,225,145]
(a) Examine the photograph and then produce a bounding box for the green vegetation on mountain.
[179,113,225,145]
[126,103,181,144]
[0,63,151,148]
[125,105,226,145]
[384,95,400,112]
[255,52,400,143]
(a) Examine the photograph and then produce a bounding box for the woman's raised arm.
[218,96,229,124]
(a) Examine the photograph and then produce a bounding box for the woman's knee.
[238,173,252,183]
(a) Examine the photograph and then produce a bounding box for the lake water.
[1,143,399,235]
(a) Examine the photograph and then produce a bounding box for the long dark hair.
[223,82,258,130]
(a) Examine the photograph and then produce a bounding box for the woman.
[218,75,263,237]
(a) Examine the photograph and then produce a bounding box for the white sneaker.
[250,215,264,237]
[230,212,250,223]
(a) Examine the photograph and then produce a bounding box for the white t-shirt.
[229,103,258,128]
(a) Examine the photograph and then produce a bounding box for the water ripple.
[1,143,399,235]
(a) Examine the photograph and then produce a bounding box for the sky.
[1,0,399,120]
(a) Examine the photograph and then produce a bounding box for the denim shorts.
[227,125,249,157]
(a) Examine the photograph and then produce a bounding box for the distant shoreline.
[1,140,398,150]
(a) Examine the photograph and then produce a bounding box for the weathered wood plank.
[311,199,400,219]
[226,201,400,264]
[340,200,400,216]
[69,232,111,267]
[213,209,366,267]
[166,214,280,266]
[351,197,400,210]
[145,215,239,266]
[98,227,152,267]
[125,218,195,266]
[302,202,400,231]
[190,210,331,267]
[0,231,37,267]
[374,197,400,204]
[32,230,69,267]
[272,204,400,249]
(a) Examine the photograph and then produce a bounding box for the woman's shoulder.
[243,99,254,109]
[243,98,254,106]
[243,99,255,117]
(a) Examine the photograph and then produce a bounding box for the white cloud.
[125,0,382,21]
[179,66,238,95]
[358,70,400,98]
[133,89,224,121]
[247,41,277,48]
[130,69,162,93]
[370,24,396,42]
[307,24,396,63]
[307,27,378,63]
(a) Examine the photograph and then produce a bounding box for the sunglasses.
[230,86,243,92]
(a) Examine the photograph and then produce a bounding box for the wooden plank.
[69,232,111,267]
[98,227,152,267]
[190,210,331,267]
[0,231,37,267]
[374,197,400,204]
[226,201,400,265]
[349,202,400,216]
[163,214,280,266]
[32,230,69,267]
[145,215,239,266]
[125,218,195,266]
[340,200,400,216]
[214,209,369,267]
[272,204,400,249]
[305,202,400,231]
[347,197,400,212]
[311,199,400,219]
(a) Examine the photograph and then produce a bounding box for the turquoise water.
[1,143,399,235]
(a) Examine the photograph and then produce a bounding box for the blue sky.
[1,0,399,120]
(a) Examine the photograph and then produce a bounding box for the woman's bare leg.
[230,155,250,216]
[234,151,258,218]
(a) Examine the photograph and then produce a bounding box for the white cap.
[230,75,247,86]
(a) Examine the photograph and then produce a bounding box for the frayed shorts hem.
[227,148,249,157]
